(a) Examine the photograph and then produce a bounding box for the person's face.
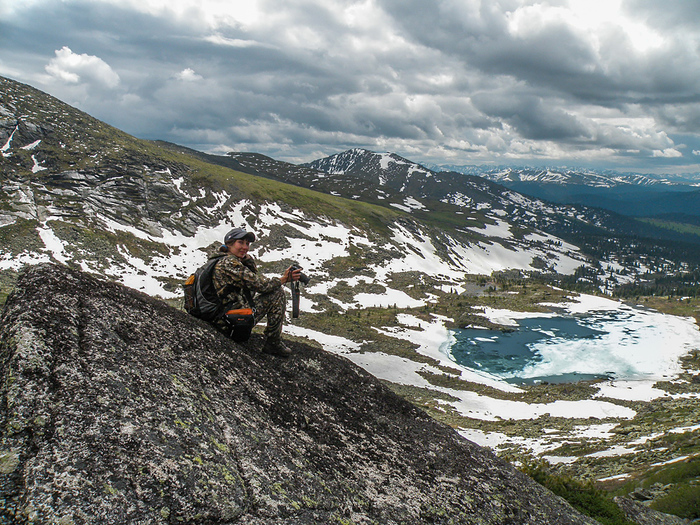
[228,238,250,258]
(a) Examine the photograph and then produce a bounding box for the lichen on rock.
[0,263,599,524]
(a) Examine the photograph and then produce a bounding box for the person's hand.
[282,266,302,284]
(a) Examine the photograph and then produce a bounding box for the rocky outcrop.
[0,264,599,524]
[614,496,691,525]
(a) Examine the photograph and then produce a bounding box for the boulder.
[614,496,691,525]
[0,264,599,524]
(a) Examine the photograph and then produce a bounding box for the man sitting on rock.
[212,227,301,357]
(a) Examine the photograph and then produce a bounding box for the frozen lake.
[447,296,700,385]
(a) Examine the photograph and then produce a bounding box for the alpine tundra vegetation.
[2,75,700,523]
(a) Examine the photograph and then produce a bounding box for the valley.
[282,271,700,520]
[2,74,700,521]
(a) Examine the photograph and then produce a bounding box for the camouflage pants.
[252,286,287,341]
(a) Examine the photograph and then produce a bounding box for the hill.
[2,75,700,521]
[4,74,700,306]
[0,263,599,524]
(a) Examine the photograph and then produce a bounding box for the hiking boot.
[262,338,292,357]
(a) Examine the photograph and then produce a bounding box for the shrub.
[651,484,700,519]
[520,461,637,525]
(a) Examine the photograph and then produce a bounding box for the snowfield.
[5,196,700,469]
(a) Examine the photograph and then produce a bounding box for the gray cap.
[224,227,256,244]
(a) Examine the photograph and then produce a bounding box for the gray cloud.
[626,0,700,30]
[1,0,700,172]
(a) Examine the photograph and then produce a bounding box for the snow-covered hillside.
[3,75,700,492]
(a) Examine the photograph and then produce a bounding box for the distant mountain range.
[4,75,700,518]
[424,163,700,221]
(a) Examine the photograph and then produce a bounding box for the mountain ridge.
[422,163,700,220]
[2,75,700,522]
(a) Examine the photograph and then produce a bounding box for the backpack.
[183,256,257,342]
[183,255,227,321]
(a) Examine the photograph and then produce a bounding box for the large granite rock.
[0,264,599,524]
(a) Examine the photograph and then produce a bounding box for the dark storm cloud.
[471,92,589,141]
[374,0,700,166]
[379,0,699,104]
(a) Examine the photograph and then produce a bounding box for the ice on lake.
[447,295,700,384]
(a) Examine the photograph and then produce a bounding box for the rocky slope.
[2,75,700,522]
[0,264,599,524]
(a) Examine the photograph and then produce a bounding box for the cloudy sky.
[2,0,700,174]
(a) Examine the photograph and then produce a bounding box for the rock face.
[0,264,598,524]
[613,497,690,525]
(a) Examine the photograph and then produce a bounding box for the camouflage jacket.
[211,253,282,309]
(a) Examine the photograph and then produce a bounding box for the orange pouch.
[225,308,255,342]
[183,274,195,312]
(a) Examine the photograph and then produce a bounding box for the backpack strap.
[242,286,256,312]
[217,259,257,313]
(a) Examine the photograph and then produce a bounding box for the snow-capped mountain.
[431,164,668,188]
[0,77,584,304]
[307,148,433,186]
[5,76,700,505]
[4,74,700,307]
[425,163,700,219]
[301,148,700,256]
